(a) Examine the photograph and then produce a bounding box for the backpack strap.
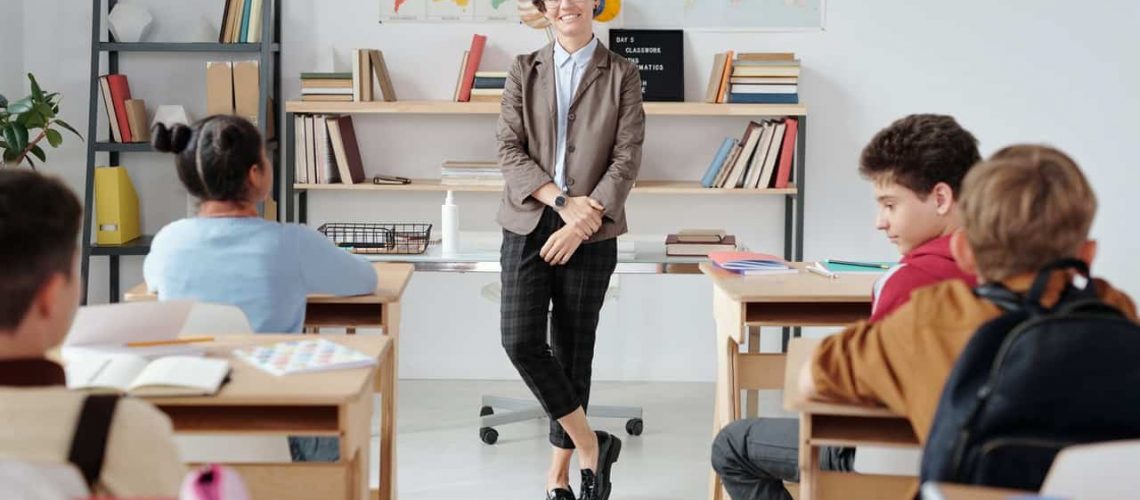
[1027,258,1090,306]
[68,394,120,490]
[975,283,1023,313]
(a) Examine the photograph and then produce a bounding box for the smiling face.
[539,0,597,39]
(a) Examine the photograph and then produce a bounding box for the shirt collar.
[0,358,67,387]
[554,36,599,69]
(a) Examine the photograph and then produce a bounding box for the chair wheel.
[480,405,494,417]
[625,418,644,436]
[479,427,499,445]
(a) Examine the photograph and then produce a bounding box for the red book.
[105,74,134,143]
[773,117,798,189]
[457,34,487,103]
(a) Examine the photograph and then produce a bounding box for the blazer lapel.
[534,43,556,121]
[571,46,610,108]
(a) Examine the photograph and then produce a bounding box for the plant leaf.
[29,144,46,163]
[54,119,83,140]
[24,155,36,170]
[45,129,63,148]
[7,98,33,114]
[0,94,7,108]
[3,126,19,152]
[28,74,44,101]
[35,102,55,120]
[10,123,28,151]
[3,149,18,162]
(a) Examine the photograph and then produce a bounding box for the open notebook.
[65,354,230,397]
[234,339,375,376]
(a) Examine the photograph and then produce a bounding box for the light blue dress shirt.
[144,217,377,333]
[553,36,599,191]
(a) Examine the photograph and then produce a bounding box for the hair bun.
[151,123,193,154]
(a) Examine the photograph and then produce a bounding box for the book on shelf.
[731,65,801,78]
[234,339,375,376]
[743,121,776,189]
[736,52,796,61]
[712,142,743,188]
[456,34,488,102]
[474,71,508,79]
[219,0,264,43]
[701,137,737,188]
[730,76,798,85]
[325,115,366,184]
[301,72,353,80]
[124,99,149,142]
[730,84,798,94]
[773,117,798,189]
[453,50,470,102]
[66,353,230,397]
[703,52,729,103]
[302,94,354,102]
[302,88,353,95]
[709,251,795,275]
[293,115,308,184]
[98,74,134,143]
[724,121,763,188]
[206,61,235,115]
[352,49,371,102]
[729,93,799,104]
[302,78,353,89]
[233,60,260,125]
[247,0,264,43]
[441,160,503,186]
[368,49,398,102]
[716,50,734,103]
[755,120,786,189]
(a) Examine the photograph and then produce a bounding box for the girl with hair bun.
[143,115,377,462]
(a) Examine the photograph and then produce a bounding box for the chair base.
[478,394,645,445]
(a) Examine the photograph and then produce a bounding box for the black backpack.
[920,259,1140,491]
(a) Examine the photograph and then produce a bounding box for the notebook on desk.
[66,353,230,397]
[708,251,795,275]
[62,301,201,361]
[234,339,376,376]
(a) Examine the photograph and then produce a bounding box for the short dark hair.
[859,114,981,197]
[532,0,546,13]
[152,115,264,202]
[0,170,82,330]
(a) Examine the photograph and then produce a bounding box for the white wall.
[1,1,24,100]
[25,0,1140,382]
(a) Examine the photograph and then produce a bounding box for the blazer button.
[567,145,576,153]
[568,112,576,121]
[567,177,576,187]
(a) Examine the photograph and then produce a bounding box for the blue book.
[701,137,737,188]
[728,93,800,104]
[239,0,252,43]
[473,77,506,89]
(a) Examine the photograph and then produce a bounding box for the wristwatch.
[554,194,567,210]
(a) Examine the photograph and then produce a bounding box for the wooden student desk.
[784,338,920,500]
[124,262,412,500]
[920,482,1034,500]
[143,334,391,500]
[700,263,880,500]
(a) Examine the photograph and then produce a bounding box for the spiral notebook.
[233,339,375,376]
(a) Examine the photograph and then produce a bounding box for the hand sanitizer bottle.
[441,190,458,255]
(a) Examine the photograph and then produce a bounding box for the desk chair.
[476,281,644,445]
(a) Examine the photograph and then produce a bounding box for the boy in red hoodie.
[710,114,981,500]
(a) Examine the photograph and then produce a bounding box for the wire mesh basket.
[317,223,432,255]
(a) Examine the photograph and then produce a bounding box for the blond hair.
[958,144,1097,282]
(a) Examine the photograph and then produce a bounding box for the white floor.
[374,380,738,500]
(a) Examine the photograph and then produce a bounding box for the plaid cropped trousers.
[500,207,618,449]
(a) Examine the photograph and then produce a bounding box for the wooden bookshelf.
[294,180,798,196]
[285,100,808,117]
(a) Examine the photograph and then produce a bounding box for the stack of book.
[219,0,266,43]
[440,161,503,187]
[704,52,800,105]
[97,74,149,143]
[700,117,799,190]
[453,34,488,102]
[665,229,737,257]
[300,49,396,103]
[293,114,367,185]
[708,251,794,276]
[300,72,353,102]
[470,72,507,103]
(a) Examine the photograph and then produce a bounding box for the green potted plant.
[0,73,83,170]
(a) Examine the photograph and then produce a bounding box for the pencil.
[126,336,215,348]
[825,259,891,270]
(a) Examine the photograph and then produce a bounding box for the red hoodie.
[870,234,978,322]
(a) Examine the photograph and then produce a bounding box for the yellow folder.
[94,166,141,245]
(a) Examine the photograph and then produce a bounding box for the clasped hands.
[540,196,604,265]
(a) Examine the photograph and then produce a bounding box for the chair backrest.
[0,460,90,500]
[1040,440,1140,499]
[181,303,254,335]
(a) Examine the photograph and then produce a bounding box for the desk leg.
[798,413,819,500]
[745,326,760,418]
[377,301,400,500]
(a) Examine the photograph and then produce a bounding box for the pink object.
[179,464,251,500]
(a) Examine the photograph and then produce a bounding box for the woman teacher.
[497,1,645,499]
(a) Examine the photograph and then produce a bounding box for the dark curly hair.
[0,170,82,330]
[151,115,264,202]
[859,114,981,197]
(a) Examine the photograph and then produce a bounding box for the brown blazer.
[496,41,645,243]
